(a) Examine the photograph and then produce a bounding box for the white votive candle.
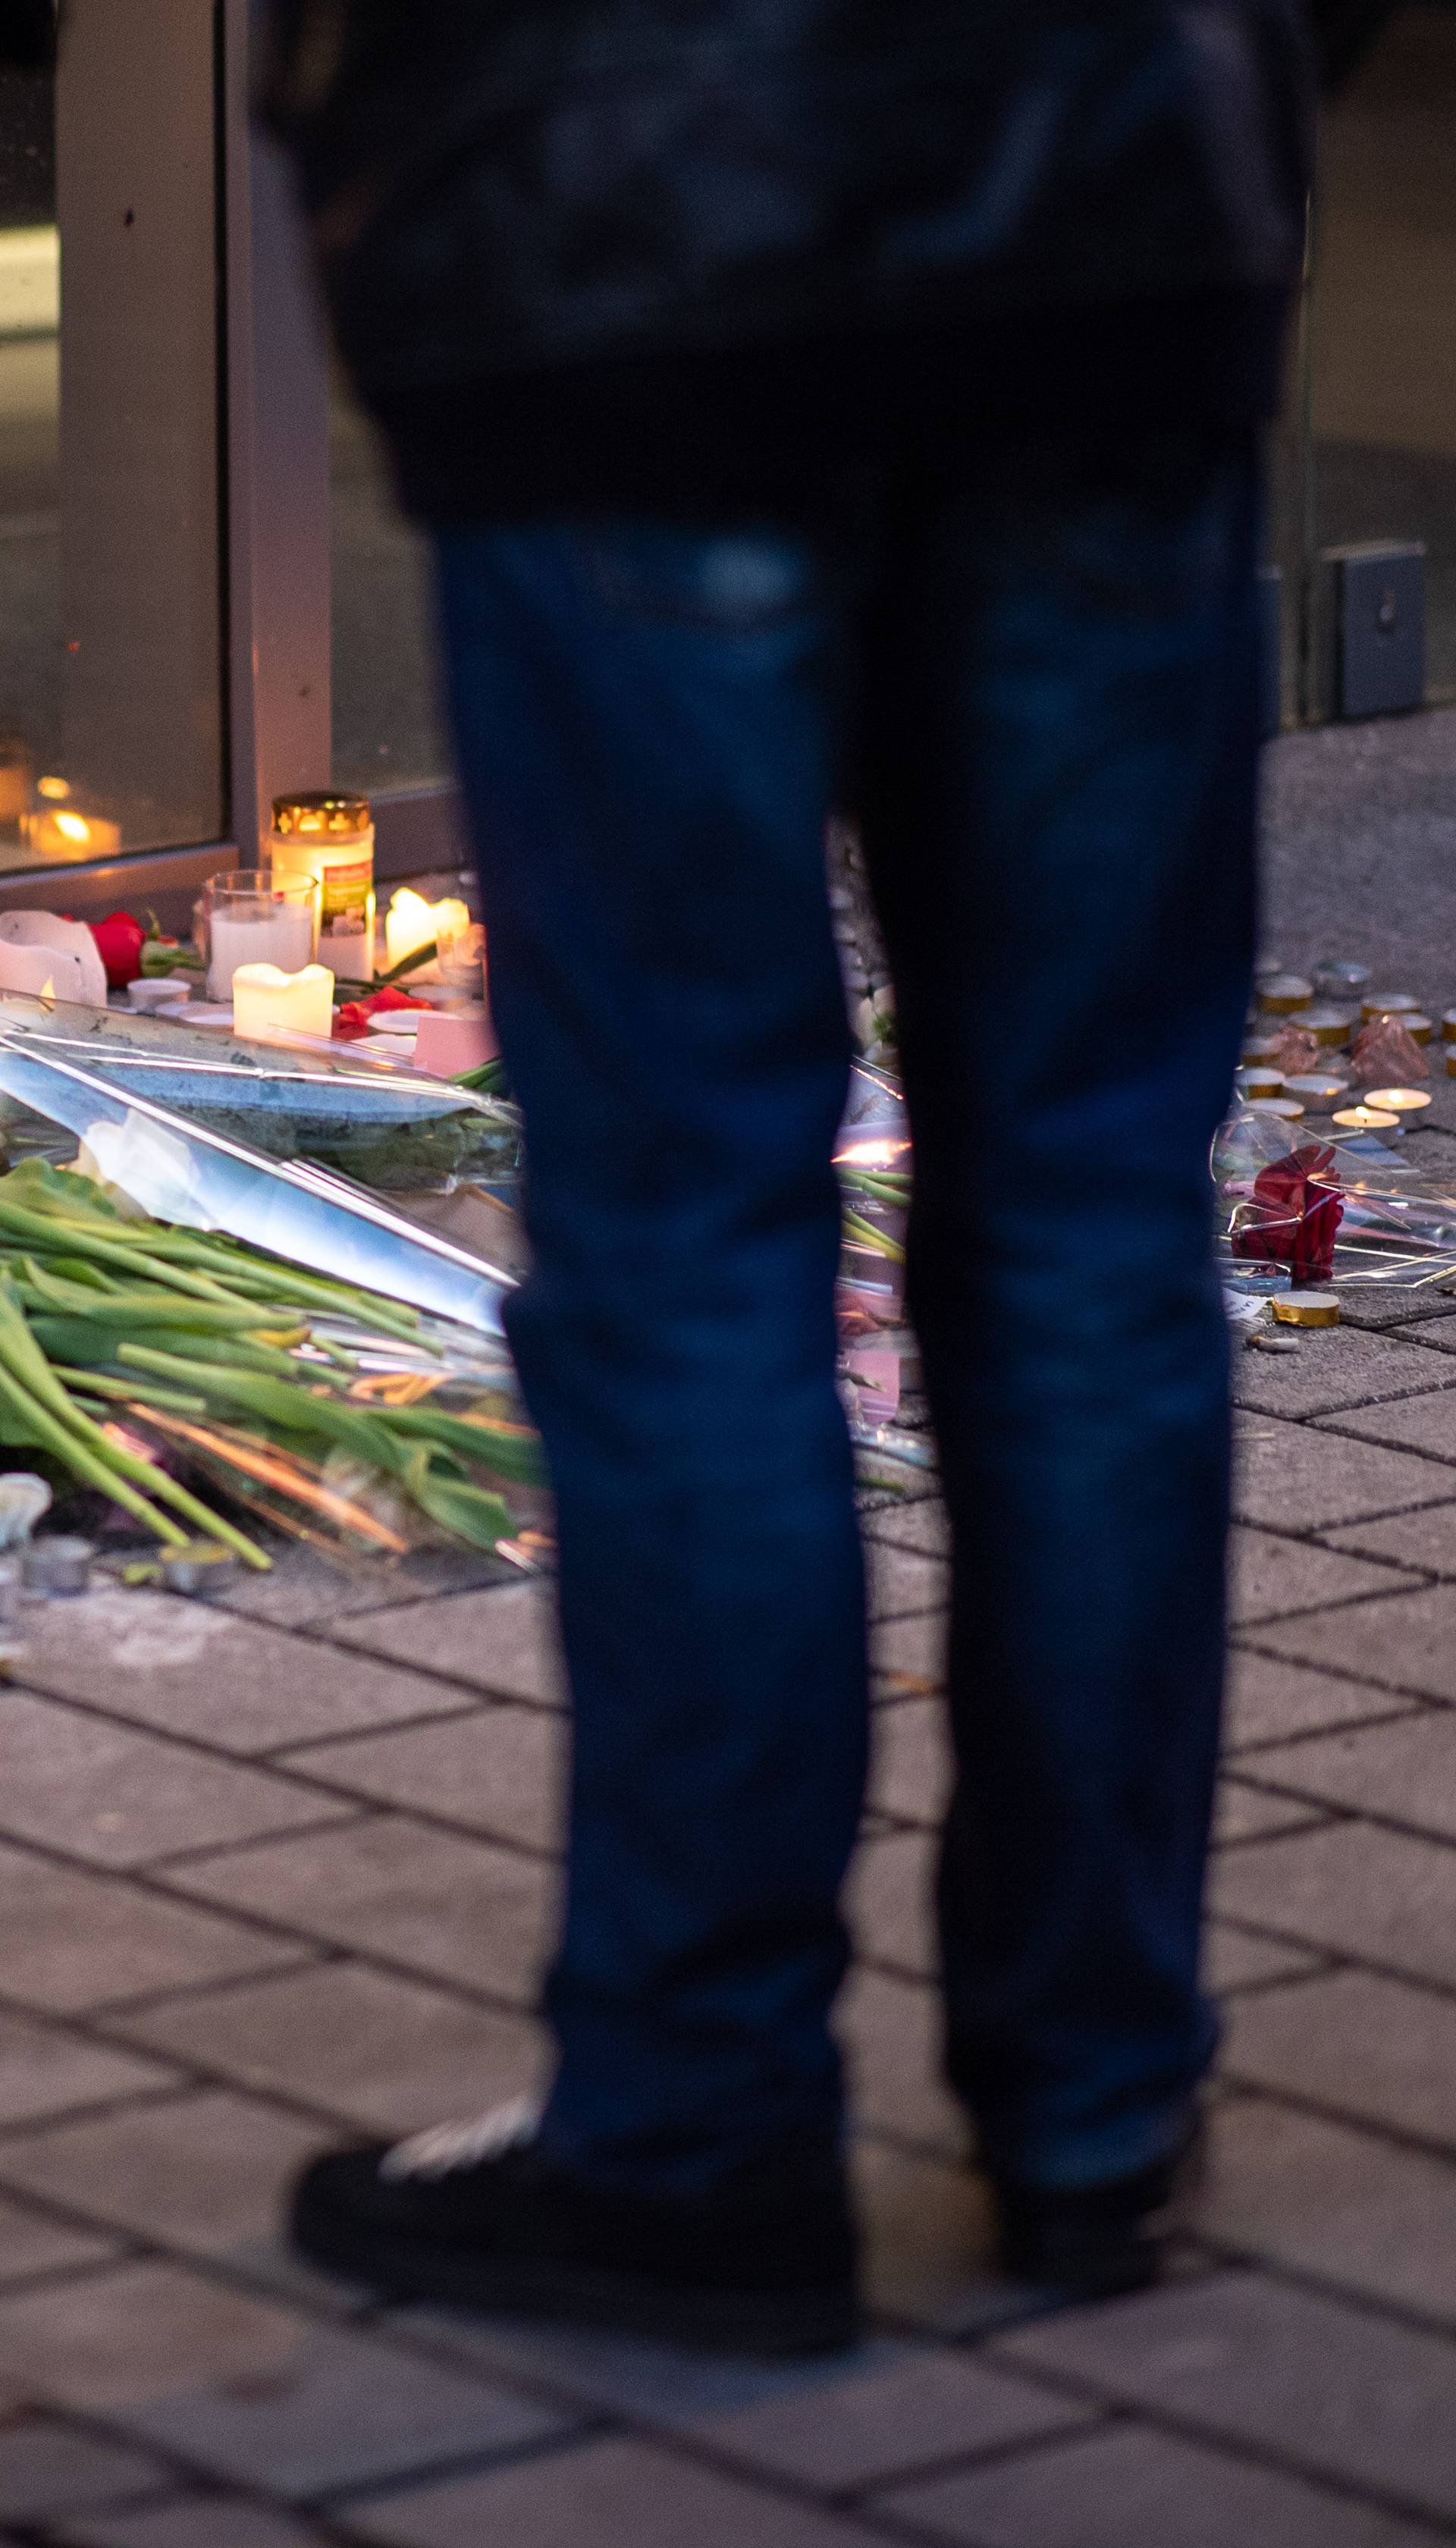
[208,899,315,1001]
[384,890,470,973]
[231,962,334,1041]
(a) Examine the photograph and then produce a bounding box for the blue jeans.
[435,428,1257,2194]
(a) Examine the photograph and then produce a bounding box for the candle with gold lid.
[1398,1013,1433,1045]
[1301,1006,1357,1047]
[1235,1065,1284,1100]
[269,792,375,984]
[1259,974,1313,1015]
[1272,1291,1340,1329]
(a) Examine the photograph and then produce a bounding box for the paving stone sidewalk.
[6,1274,1456,2548]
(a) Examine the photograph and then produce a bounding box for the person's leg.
[435,523,868,2188]
[860,428,1257,2211]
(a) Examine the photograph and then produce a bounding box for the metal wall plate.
[1317,541,1428,720]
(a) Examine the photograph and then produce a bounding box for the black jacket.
[264,0,1314,403]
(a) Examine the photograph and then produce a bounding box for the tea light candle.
[1283,1073,1351,1106]
[1400,1014,1433,1045]
[1236,1066,1285,1100]
[1272,1291,1341,1329]
[1442,1009,1456,1041]
[1259,974,1313,1015]
[1362,1086,1432,1115]
[1313,959,1370,1003]
[1302,1006,1357,1046]
[231,962,334,1041]
[1332,1104,1401,1134]
[384,890,471,974]
[1246,1097,1305,1121]
[1362,991,1417,1021]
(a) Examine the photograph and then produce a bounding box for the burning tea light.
[25,805,121,859]
[231,961,334,1041]
[1362,991,1417,1021]
[1362,1086,1432,1115]
[384,890,471,974]
[1332,1104,1401,1134]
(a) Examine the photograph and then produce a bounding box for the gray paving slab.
[1226,1526,1417,1626]
[344,2433,877,2548]
[1320,1389,1456,1467]
[1232,1415,1453,1529]
[852,2141,1018,2339]
[122,2317,573,2501]
[1223,1645,1422,1748]
[0,2261,317,2415]
[1249,1709,1456,1838]
[1200,2092,1456,2324]
[1210,1818,1456,1986]
[874,2419,1435,2548]
[63,2504,330,2548]
[0,2185,121,2286]
[13,1587,459,1752]
[0,1844,290,2016]
[1201,1919,1330,1994]
[1223,1966,1456,2151]
[216,1543,510,1633]
[169,1817,557,2007]
[0,2090,327,2261]
[112,1962,544,2139]
[273,1704,565,1857]
[1323,1498,1456,1573]
[0,1688,362,1869]
[0,2414,174,2525]
[0,2010,182,2130]
[1212,1778,1329,1846]
[866,1697,952,1828]
[995,2269,1456,2521]
[859,1500,952,1559]
[1230,1323,1456,1417]
[836,1969,965,2160]
[869,1611,947,1689]
[1329,1286,1456,1332]
[325,1580,566,1705]
[846,1828,936,1980]
[1250,1578,1456,1699]
[864,1541,950,1624]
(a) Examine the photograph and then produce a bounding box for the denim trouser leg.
[435,527,868,2187]
[861,435,1259,2187]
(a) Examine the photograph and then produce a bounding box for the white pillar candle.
[231,962,334,1042]
[208,899,316,1001]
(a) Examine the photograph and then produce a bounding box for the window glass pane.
[1309,3,1456,704]
[0,0,223,874]
[331,375,453,796]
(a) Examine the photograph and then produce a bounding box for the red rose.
[1230,1141,1344,1284]
[89,909,146,988]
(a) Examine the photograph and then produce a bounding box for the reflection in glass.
[0,2,224,871]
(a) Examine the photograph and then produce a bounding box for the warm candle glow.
[26,807,121,858]
[384,890,470,972]
[231,961,334,1041]
[1332,1105,1401,1133]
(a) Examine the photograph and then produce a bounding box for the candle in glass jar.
[231,962,334,1041]
[208,900,315,999]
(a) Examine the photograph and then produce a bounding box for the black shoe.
[290,2098,859,2357]
[991,2117,1204,2302]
